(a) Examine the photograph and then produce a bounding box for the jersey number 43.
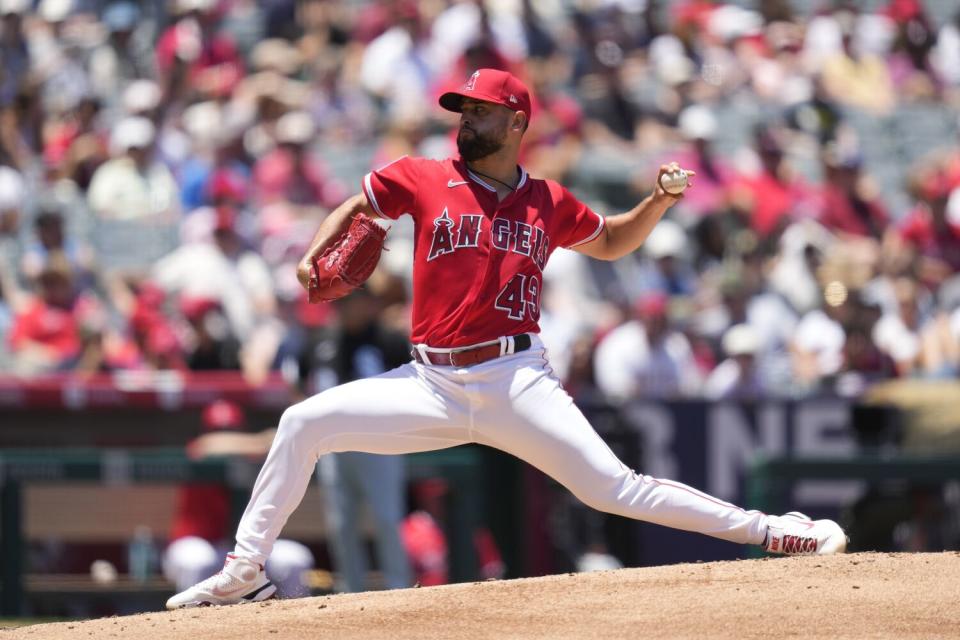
[494,274,541,321]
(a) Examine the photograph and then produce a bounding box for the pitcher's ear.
[513,111,528,132]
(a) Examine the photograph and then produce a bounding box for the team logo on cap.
[509,95,518,103]
[465,70,480,91]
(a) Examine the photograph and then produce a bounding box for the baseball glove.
[308,213,387,303]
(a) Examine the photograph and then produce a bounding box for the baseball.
[659,169,688,195]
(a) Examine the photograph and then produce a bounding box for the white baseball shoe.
[166,554,276,609]
[762,512,848,556]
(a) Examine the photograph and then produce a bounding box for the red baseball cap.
[439,68,532,121]
[179,295,220,321]
[634,292,669,318]
[202,399,246,431]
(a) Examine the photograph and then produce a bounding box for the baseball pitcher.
[167,69,846,609]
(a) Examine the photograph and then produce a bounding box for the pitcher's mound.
[5,552,960,640]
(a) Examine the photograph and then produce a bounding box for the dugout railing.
[0,447,485,617]
[745,454,960,556]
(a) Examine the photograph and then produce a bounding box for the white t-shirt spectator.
[793,309,846,377]
[151,243,275,341]
[594,321,701,400]
[88,157,180,221]
[933,21,960,86]
[359,26,434,121]
[872,313,921,366]
[704,358,765,400]
[746,292,798,353]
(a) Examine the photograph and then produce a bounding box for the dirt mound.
[4,552,960,640]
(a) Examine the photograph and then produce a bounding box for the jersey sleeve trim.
[362,172,386,218]
[566,210,606,248]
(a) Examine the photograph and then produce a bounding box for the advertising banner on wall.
[589,398,861,565]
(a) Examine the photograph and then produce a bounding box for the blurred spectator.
[163,399,314,597]
[519,59,584,182]
[816,142,890,239]
[31,1,93,119]
[663,105,734,220]
[817,6,896,115]
[20,205,95,288]
[594,292,701,400]
[702,255,800,395]
[400,479,448,587]
[125,281,186,372]
[0,0,30,112]
[87,116,179,221]
[0,0,955,407]
[0,280,13,369]
[7,255,101,375]
[791,283,854,392]
[88,2,154,104]
[871,277,926,376]
[177,100,253,213]
[155,0,243,101]
[122,79,163,120]
[253,110,344,209]
[932,10,960,89]
[359,0,434,122]
[729,125,815,239]
[786,76,843,144]
[885,1,939,100]
[704,324,765,399]
[834,292,890,393]
[43,95,109,188]
[578,65,644,145]
[897,178,960,279]
[401,478,504,587]
[604,216,698,306]
[151,208,280,383]
[180,295,241,371]
[767,224,828,315]
[919,276,960,377]
[0,164,24,267]
[153,208,274,336]
[561,331,605,403]
[304,287,412,593]
[636,218,698,297]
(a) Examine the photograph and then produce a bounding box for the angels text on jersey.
[426,207,550,270]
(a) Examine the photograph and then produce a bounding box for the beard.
[457,126,505,161]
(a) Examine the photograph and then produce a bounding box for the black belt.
[412,334,532,367]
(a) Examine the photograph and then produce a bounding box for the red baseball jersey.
[362,156,605,347]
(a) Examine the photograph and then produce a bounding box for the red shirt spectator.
[898,197,960,271]
[253,147,340,207]
[8,264,99,369]
[9,298,82,364]
[155,8,243,98]
[253,111,345,208]
[128,282,187,371]
[732,170,813,236]
[731,128,815,236]
[169,484,231,542]
[170,400,247,543]
[818,183,890,237]
[659,106,735,218]
[815,147,890,238]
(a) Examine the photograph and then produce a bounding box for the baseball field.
[2,552,958,639]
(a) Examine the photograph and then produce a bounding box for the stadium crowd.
[1,0,960,401]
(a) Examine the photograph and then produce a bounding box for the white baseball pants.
[234,335,769,565]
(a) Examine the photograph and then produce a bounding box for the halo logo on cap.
[465,70,480,91]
